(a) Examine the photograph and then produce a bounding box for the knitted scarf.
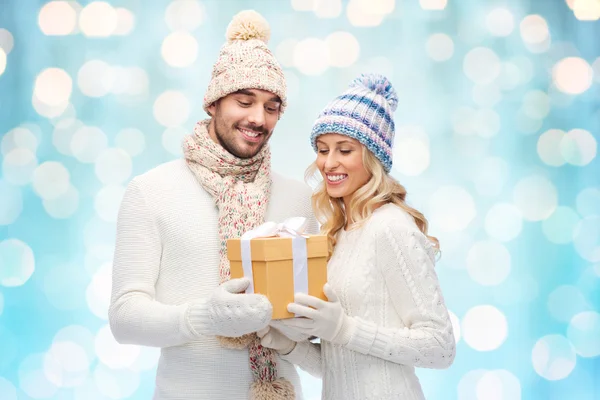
[183,119,295,400]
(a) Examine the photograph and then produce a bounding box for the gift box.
[226,219,328,319]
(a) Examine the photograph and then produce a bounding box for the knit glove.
[206,277,272,337]
[257,326,296,355]
[285,284,355,344]
[269,319,312,342]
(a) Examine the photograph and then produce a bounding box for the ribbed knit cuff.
[344,317,384,355]
[184,300,213,338]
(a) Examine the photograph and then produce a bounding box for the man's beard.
[213,115,270,159]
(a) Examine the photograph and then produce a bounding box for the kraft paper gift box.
[226,218,328,319]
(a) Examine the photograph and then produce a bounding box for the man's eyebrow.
[233,89,281,104]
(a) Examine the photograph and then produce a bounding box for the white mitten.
[205,277,272,337]
[257,326,296,355]
[285,283,355,344]
[269,319,312,342]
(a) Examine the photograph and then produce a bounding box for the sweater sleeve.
[109,179,211,347]
[281,341,323,378]
[342,222,456,369]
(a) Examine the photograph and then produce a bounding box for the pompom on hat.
[203,10,287,115]
[310,73,398,172]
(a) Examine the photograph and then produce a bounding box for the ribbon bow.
[241,217,308,240]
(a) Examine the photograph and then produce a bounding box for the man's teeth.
[328,174,347,182]
[240,128,260,137]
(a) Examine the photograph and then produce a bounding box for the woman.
[258,73,456,400]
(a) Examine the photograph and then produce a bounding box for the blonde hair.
[305,147,440,256]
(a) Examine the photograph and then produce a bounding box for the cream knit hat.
[203,10,287,115]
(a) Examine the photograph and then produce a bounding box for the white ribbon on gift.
[240,217,309,296]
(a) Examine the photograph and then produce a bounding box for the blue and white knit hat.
[310,73,398,172]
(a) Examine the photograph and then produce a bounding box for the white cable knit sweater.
[283,203,456,400]
[109,159,318,400]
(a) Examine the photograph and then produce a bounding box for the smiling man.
[108,10,316,400]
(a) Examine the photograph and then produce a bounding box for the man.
[109,10,316,400]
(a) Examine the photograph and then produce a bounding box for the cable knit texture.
[285,203,456,400]
[109,158,317,400]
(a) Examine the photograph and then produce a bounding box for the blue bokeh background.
[1,0,599,399]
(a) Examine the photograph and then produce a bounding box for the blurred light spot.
[512,56,535,85]
[113,7,135,35]
[325,31,360,68]
[71,126,109,163]
[532,335,576,380]
[522,90,550,119]
[537,129,566,166]
[93,363,140,399]
[0,49,6,76]
[553,57,593,95]
[165,0,204,31]
[573,0,600,20]
[44,341,90,388]
[85,251,113,277]
[84,218,116,254]
[129,347,161,372]
[291,0,316,11]
[43,185,79,219]
[2,126,40,156]
[38,1,78,36]
[467,241,511,286]
[0,180,22,225]
[420,0,447,10]
[542,206,581,244]
[79,2,117,37]
[285,69,301,100]
[452,106,476,135]
[347,0,385,27]
[548,285,591,323]
[463,47,501,85]
[52,119,82,156]
[473,108,501,138]
[86,263,112,320]
[78,60,114,97]
[54,326,97,362]
[425,33,454,62]
[513,175,557,221]
[429,186,476,232]
[573,216,600,262]
[18,354,59,399]
[520,14,549,44]
[560,129,596,166]
[568,311,600,357]
[476,370,522,400]
[2,148,38,186]
[393,126,430,176]
[314,0,343,18]
[95,185,126,223]
[0,377,16,400]
[472,84,502,108]
[448,310,461,343]
[472,157,509,197]
[276,39,298,68]
[498,62,521,90]
[493,274,539,306]
[293,38,330,75]
[485,203,522,242]
[115,128,145,157]
[32,161,70,201]
[486,8,515,37]
[32,94,69,118]
[95,148,132,185]
[525,38,551,54]
[462,305,508,351]
[43,264,87,310]
[154,91,191,127]
[516,109,543,135]
[95,325,140,368]
[112,67,150,97]
[34,68,72,107]
[576,187,600,217]
[0,28,14,54]
[162,126,188,155]
[161,32,198,68]
[458,369,488,400]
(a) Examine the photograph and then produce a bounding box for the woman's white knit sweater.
[283,203,456,400]
[109,159,318,400]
